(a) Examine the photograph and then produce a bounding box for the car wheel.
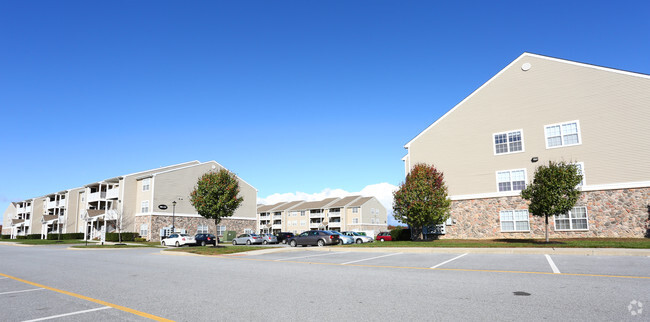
[263,240,268,245]
[232,240,237,245]
[246,240,251,245]
[290,240,297,247]
[339,239,344,245]
[317,239,325,247]
[175,241,180,247]
[356,239,362,244]
[201,241,206,246]
[282,239,287,244]
[380,238,385,242]
[161,241,166,246]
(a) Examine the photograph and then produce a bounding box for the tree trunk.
[214,218,219,247]
[545,214,549,243]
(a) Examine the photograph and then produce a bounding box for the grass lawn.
[343,238,650,249]
[167,245,270,255]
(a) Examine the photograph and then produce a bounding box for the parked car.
[327,230,354,245]
[288,230,340,247]
[195,233,217,246]
[276,232,295,244]
[161,233,196,247]
[232,233,263,245]
[260,233,278,244]
[376,232,392,242]
[342,231,374,244]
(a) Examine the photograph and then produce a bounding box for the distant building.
[2,161,257,241]
[257,196,387,237]
[403,53,650,239]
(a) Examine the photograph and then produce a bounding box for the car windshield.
[250,234,259,237]
[180,234,190,237]
[350,232,361,236]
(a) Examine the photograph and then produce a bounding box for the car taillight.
[330,235,334,239]
[182,238,185,241]
[207,237,211,241]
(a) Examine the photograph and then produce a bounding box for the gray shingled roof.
[327,196,362,208]
[272,200,304,211]
[347,196,373,207]
[293,197,340,210]
[257,202,285,213]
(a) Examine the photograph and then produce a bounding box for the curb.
[299,246,650,257]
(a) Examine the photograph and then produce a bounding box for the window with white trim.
[555,207,588,231]
[197,225,209,234]
[352,218,359,224]
[352,207,359,213]
[142,178,150,191]
[545,121,581,148]
[573,162,585,186]
[494,130,523,154]
[496,169,526,192]
[371,218,376,224]
[244,229,252,234]
[500,210,530,232]
[216,225,226,237]
[300,211,305,216]
[300,220,306,225]
[139,224,148,237]
[141,200,149,213]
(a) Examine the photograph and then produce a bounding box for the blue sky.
[1,1,649,225]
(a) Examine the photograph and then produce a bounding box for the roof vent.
[521,63,532,71]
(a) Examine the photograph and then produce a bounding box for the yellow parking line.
[221,255,650,280]
[0,273,173,322]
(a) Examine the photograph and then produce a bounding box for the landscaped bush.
[105,232,138,242]
[390,227,412,241]
[134,237,146,242]
[1,234,11,239]
[46,233,84,240]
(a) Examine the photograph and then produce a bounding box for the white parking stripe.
[0,288,44,296]
[341,253,401,265]
[430,253,468,268]
[274,252,345,261]
[545,254,561,274]
[0,277,8,280]
[22,306,111,322]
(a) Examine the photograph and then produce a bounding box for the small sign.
[158,204,168,210]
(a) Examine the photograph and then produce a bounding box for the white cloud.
[258,182,402,225]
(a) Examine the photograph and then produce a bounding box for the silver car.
[327,231,354,245]
[260,233,278,244]
[232,233,264,245]
[342,231,374,244]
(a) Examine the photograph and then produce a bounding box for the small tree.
[393,163,451,240]
[190,169,244,246]
[521,161,583,243]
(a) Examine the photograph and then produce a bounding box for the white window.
[160,226,173,237]
[139,224,148,237]
[371,218,376,224]
[291,211,299,217]
[197,225,209,234]
[142,178,150,191]
[555,207,589,231]
[496,169,526,192]
[216,225,226,237]
[500,210,530,232]
[300,220,306,225]
[141,200,149,213]
[573,162,585,186]
[494,130,524,154]
[352,207,359,213]
[244,229,252,234]
[545,121,581,148]
[300,211,305,216]
[292,220,297,226]
[352,218,359,224]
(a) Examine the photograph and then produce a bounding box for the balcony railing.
[309,212,324,218]
[328,222,341,227]
[259,214,270,218]
[273,214,282,219]
[47,201,57,209]
[88,191,106,202]
[58,199,67,208]
[309,222,323,228]
[328,212,341,217]
[272,224,282,229]
[106,188,119,199]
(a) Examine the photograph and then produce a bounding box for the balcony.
[309,212,324,218]
[272,224,282,229]
[328,212,341,217]
[328,222,341,228]
[309,222,323,229]
[88,191,106,202]
[57,199,67,208]
[17,206,31,214]
[106,188,119,199]
[259,214,270,219]
[46,200,56,209]
[273,214,282,219]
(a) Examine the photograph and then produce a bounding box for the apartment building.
[403,53,650,239]
[257,196,387,236]
[2,161,258,241]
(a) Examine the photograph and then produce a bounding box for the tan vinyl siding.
[408,55,650,196]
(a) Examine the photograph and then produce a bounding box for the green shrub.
[390,227,412,241]
[134,237,146,242]
[46,233,84,240]
[105,232,138,242]
[16,234,41,240]
[1,234,10,239]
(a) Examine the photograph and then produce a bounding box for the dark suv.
[276,232,295,244]
[194,233,217,246]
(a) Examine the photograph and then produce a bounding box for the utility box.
[224,231,236,242]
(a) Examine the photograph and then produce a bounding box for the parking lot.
[1,244,648,321]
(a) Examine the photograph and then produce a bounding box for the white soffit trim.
[404,52,650,149]
[140,212,256,220]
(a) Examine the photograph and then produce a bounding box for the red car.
[375,232,392,242]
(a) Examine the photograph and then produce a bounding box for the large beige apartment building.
[257,195,387,236]
[404,53,650,239]
[2,161,257,242]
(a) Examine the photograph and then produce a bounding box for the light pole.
[172,201,176,234]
